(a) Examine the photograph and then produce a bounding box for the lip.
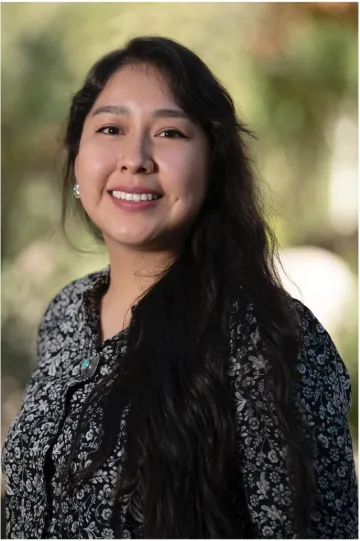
[108,185,163,196]
[109,192,162,212]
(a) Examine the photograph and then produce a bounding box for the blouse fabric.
[2,266,358,539]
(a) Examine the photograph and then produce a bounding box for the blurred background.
[1,1,358,527]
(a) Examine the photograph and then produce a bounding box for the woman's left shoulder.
[229,296,357,537]
[290,298,352,417]
[289,303,358,538]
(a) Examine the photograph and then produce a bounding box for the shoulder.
[290,308,357,536]
[41,267,107,319]
[290,299,351,416]
[229,294,351,414]
[32,266,109,375]
[230,295,357,535]
[37,267,108,346]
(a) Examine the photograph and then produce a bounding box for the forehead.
[92,63,177,110]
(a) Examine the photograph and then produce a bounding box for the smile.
[110,191,162,202]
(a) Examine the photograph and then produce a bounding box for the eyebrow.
[91,105,189,120]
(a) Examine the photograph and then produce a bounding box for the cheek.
[158,147,208,200]
[76,142,116,181]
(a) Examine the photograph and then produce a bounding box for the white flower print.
[256,472,270,497]
[101,508,112,521]
[2,269,358,539]
[268,449,278,463]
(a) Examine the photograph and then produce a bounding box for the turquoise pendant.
[80,354,99,380]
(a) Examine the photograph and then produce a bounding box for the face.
[75,63,209,254]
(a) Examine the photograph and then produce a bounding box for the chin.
[104,230,162,250]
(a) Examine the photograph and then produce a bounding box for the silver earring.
[73,183,80,199]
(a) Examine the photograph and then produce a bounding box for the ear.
[74,155,79,180]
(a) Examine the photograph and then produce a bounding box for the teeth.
[112,190,161,202]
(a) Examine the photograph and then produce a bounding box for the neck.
[104,241,177,309]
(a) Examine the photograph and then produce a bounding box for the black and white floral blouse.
[2,267,358,539]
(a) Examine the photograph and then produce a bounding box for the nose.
[116,134,155,175]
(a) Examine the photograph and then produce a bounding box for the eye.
[96,126,122,135]
[158,129,187,139]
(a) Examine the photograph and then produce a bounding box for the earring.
[73,183,80,199]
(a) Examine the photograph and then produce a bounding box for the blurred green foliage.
[1,3,358,451]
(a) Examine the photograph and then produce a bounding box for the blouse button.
[80,353,100,380]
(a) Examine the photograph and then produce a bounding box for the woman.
[2,36,358,539]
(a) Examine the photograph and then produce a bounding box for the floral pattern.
[2,267,358,538]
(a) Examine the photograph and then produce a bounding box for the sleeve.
[3,299,57,539]
[17,293,61,394]
[294,300,358,539]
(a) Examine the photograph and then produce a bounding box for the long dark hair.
[61,36,315,538]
